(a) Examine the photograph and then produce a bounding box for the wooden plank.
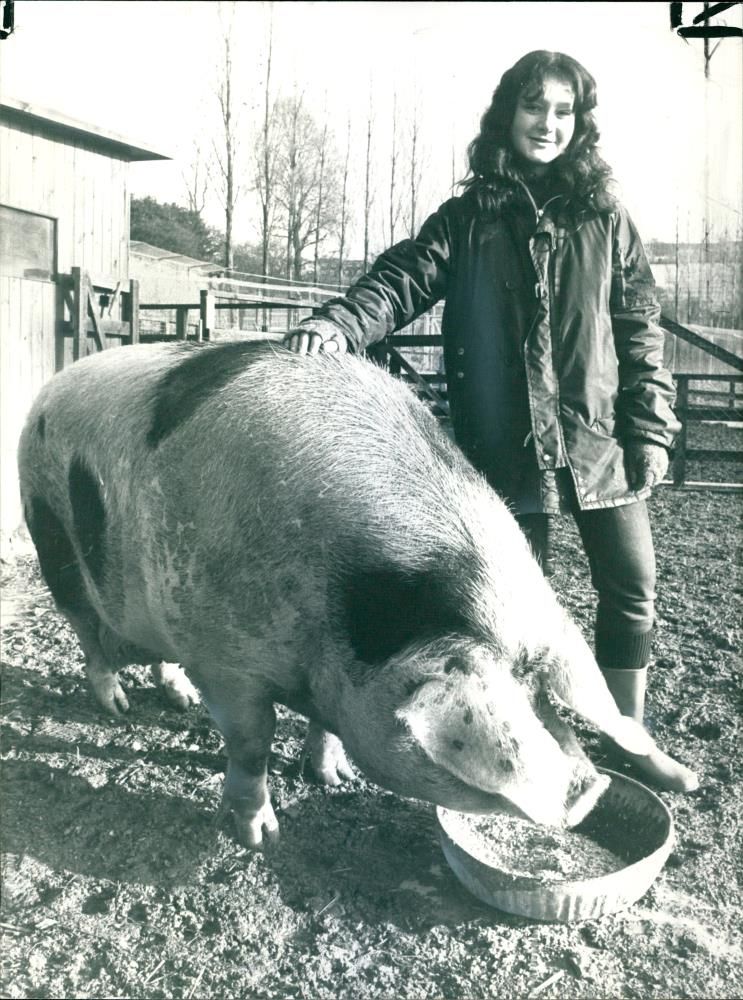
[71,266,87,361]
[42,277,57,383]
[140,302,200,311]
[683,449,743,462]
[681,373,743,384]
[384,344,448,412]
[672,376,689,486]
[659,481,743,492]
[0,123,11,203]
[661,315,743,373]
[175,306,189,340]
[7,125,34,211]
[101,152,113,279]
[140,301,316,311]
[208,329,284,342]
[57,137,75,274]
[0,276,26,538]
[678,406,742,421]
[199,290,214,341]
[120,157,130,281]
[83,145,96,275]
[214,299,317,310]
[107,281,122,317]
[387,334,444,347]
[87,288,106,351]
[58,318,134,339]
[129,279,140,344]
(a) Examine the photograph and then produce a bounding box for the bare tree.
[407,107,422,238]
[274,95,340,281]
[312,119,328,285]
[388,90,402,245]
[255,3,276,281]
[337,117,351,288]
[363,90,375,273]
[212,1,242,271]
[182,139,209,218]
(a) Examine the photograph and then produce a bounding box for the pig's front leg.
[222,756,279,849]
[301,722,355,786]
[202,688,279,848]
[151,661,200,710]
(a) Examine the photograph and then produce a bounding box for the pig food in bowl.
[436,768,674,922]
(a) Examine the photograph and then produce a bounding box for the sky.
[1,0,741,254]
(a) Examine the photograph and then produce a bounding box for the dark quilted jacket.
[299,188,680,511]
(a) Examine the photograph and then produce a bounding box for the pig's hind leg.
[301,722,355,786]
[25,495,130,715]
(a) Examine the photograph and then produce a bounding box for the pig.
[17,339,656,847]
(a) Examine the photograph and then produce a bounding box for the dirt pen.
[1,281,741,999]
[1,477,740,999]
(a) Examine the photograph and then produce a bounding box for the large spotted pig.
[18,341,656,847]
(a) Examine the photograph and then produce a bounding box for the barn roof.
[129,241,221,271]
[0,97,171,161]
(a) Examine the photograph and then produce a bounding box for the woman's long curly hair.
[461,50,617,218]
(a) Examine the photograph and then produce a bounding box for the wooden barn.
[0,97,169,545]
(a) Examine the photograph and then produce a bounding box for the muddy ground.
[1,436,741,1000]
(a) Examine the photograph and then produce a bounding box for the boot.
[601,667,699,793]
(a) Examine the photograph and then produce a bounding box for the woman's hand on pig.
[624,441,669,491]
[284,325,348,356]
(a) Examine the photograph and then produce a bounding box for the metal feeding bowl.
[436,769,674,922]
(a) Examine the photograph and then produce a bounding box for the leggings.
[516,501,656,670]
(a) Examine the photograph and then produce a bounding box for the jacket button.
[456,347,465,356]
[505,280,516,291]
[456,371,465,379]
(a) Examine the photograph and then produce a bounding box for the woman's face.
[510,75,576,170]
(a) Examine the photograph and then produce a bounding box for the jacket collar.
[515,177,565,226]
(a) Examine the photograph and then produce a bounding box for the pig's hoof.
[92,675,130,716]
[152,662,200,711]
[224,799,280,849]
[302,726,355,786]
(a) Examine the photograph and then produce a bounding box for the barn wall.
[0,275,57,544]
[0,116,131,545]
[0,117,129,283]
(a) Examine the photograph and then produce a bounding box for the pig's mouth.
[449,764,610,828]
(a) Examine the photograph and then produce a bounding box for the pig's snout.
[563,765,610,828]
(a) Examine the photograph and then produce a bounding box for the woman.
[285,50,698,793]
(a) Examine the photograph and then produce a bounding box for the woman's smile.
[511,76,576,167]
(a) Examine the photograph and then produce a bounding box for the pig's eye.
[443,656,472,675]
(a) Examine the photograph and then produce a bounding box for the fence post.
[72,266,87,361]
[176,306,189,340]
[672,375,689,487]
[129,279,140,344]
[199,290,214,341]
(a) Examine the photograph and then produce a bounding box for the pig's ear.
[396,672,578,824]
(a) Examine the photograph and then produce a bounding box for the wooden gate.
[58,267,140,363]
